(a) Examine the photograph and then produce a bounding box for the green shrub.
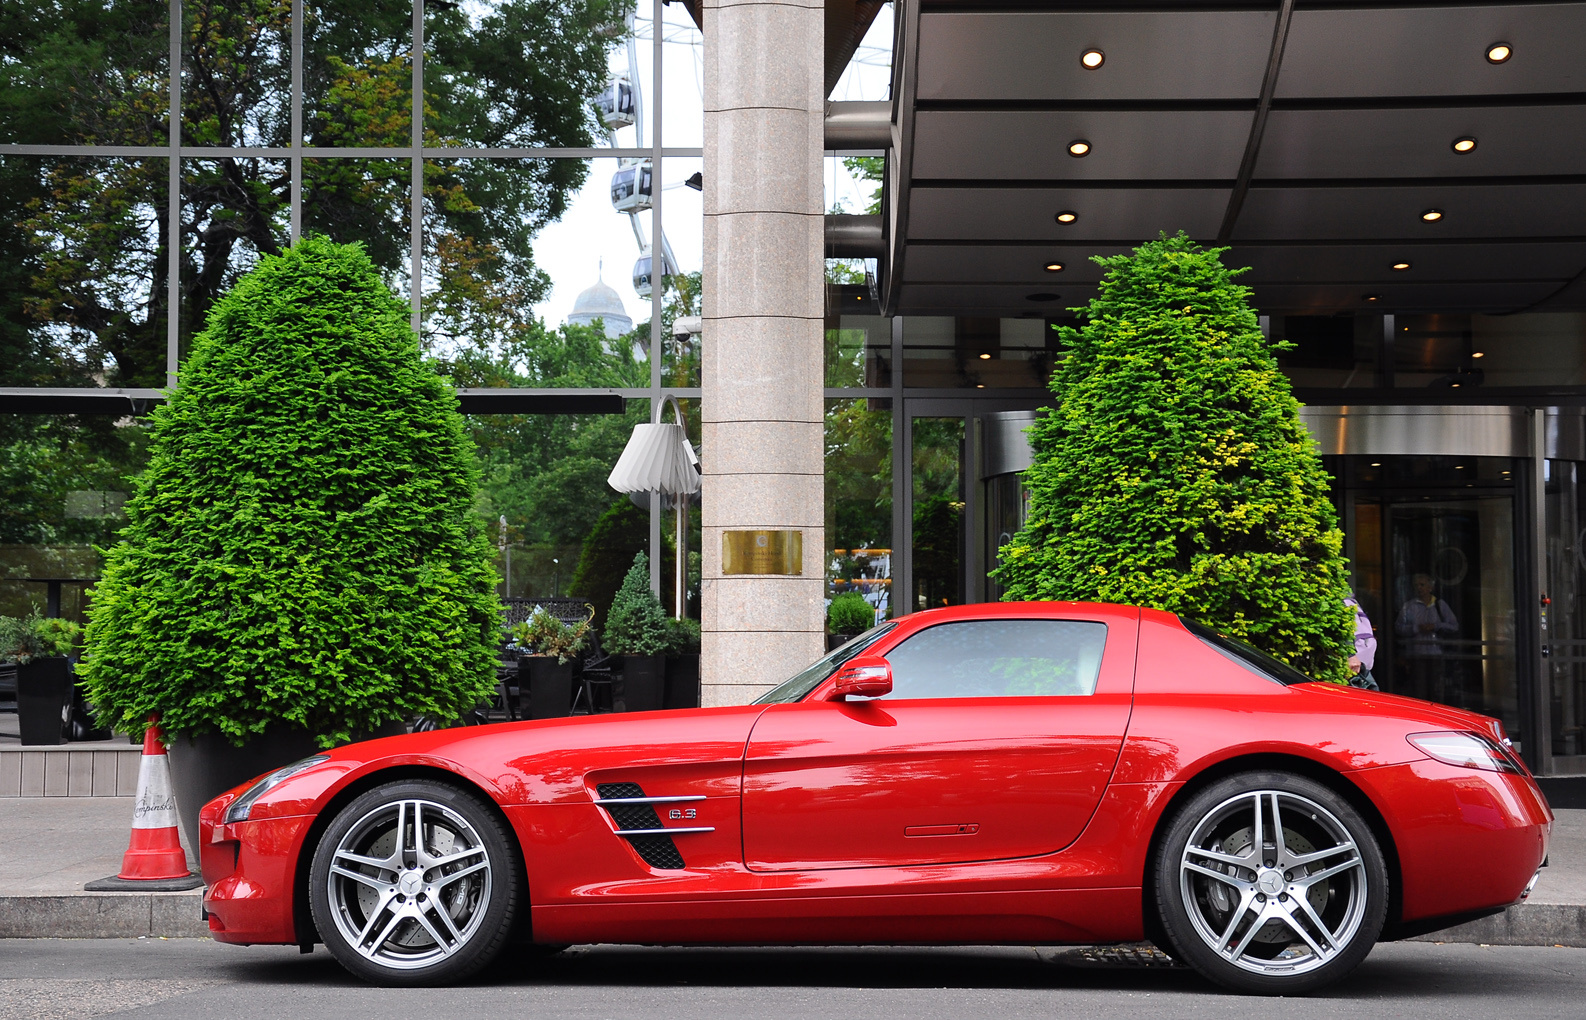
[995,233,1353,681]
[827,591,875,634]
[603,552,669,656]
[664,615,701,656]
[79,237,501,746]
[0,614,82,664]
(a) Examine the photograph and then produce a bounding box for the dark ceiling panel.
[903,245,1132,284]
[907,186,1230,241]
[1256,105,1586,179]
[1246,282,1560,314]
[1278,5,1586,99]
[916,11,1272,102]
[913,110,1250,181]
[1226,242,1586,285]
[1232,182,1586,240]
[896,282,1101,317]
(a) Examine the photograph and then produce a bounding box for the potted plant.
[79,238,502,849]
[510,606,591,719]
[826,591,876,651]
[0,614,82,745]
[603,552,669,712]
[663,616,701,709]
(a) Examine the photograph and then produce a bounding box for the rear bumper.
[199,807,311,946]
[1352,758,1551,926]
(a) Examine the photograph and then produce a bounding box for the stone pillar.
[700,0,826,705]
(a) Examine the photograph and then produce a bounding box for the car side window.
[881,619,1108,700]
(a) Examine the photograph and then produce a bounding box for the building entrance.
[1333,458,1523,745]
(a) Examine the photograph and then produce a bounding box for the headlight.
[1407,731,1521,775]
[223,755,329,824]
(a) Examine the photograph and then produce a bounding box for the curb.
[0,892,208,939]
[0,893,1581,946]
[1406,902,1586,948]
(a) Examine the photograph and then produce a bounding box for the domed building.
[565,265,633,339]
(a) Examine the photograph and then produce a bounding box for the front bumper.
[200,801,313,946]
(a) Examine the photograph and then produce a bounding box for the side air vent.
[594,782,689,869]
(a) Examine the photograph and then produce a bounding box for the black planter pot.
[615,654,665,713]
[522,655,576,720]
[663,653,700,709]
[827,633,859,652]
[166,726,322,856]
[16,657,72,745]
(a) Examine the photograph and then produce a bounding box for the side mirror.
[827,655,892,700]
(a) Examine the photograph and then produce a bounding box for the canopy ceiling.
[882,1,1586,318]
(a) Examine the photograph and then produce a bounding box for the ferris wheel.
[592,6,684,301]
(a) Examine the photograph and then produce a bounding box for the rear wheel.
[1154,771,1387,994]
[310,779,518,986]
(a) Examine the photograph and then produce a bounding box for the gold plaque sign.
[722,530,803,575]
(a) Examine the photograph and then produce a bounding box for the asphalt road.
[2,939,1584,1020]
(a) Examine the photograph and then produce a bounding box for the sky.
[527,4,894,330]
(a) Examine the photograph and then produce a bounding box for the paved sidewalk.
[1,796,1583,944]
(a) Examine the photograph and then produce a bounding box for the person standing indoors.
[1395,572,1459,701]
[1345,591,1378,690]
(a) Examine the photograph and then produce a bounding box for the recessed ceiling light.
[1452,136,1478,153]
[976,383,986,389]
[1451,382,1462,388]
[1363,294,1381,302]
[1371,462,1382,467]
[1081,48,1105,69]
[1055,210,1078,224]
[978,352,992,360]
[1392,261,1412,271]
[1068,139,1091,157]
[1421,209,1444,222]
[1472,351,1485,358]
[1486,42,1512,64]
[1044,261,1064,273]
[1456,464,1465,469]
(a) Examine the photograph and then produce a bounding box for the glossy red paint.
[198,602,1552,951]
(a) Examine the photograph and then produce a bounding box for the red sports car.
[198,602,1551,994]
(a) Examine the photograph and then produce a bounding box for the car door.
[740,608,1138,871]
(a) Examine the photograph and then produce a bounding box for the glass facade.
[2,1,703,631]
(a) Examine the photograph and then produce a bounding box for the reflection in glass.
[6,156,170,388]
[183,0,290,147]
[1547,460,1586,767]
[885,619,1107,699]
[902,317,1057,388]
[1,4,169,146]
[825,284,889,387]
[303,0,414,148]
[1270,314,1378,389]
[0,415,152,623]
[826,399,892,618]
[913,417,964,610]
[181,158,290,345]
[422,1,623,149]
[301,157,410,297]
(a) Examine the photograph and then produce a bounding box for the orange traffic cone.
[85,717,204,891]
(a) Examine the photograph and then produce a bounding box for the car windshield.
[1182,619,1316,687]
[753,623,898,704]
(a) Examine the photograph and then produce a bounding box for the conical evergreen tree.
[80,237,501,744]
[603,551,670,656]
[996,233,1353,680]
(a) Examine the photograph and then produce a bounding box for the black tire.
[1153,771,1388,995]
[309,779,520,986]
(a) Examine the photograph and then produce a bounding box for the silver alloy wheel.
[324,797,493,971]
[1178,790,1368,977]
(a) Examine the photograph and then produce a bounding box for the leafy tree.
[995,234,1353,680]
[79,237,501,744]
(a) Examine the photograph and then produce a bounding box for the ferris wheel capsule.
[594,76,636,131]
[610,159,653,214]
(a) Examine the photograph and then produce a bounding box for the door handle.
[904,823,979,837]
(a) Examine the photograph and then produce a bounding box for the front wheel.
[309,779,519,986]
[1154,771,1388,995]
